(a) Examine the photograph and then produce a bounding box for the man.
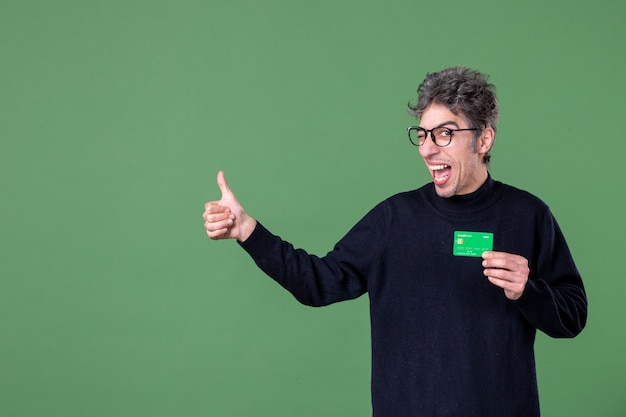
[203,66,587,416]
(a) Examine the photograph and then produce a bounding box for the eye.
[434,127,452,138]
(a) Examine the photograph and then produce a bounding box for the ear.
[477,127,496,155]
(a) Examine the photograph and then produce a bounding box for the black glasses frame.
[407,126,480,147]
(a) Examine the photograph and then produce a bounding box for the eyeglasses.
[407,126,480,147]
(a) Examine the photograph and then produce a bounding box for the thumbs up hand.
[203,171,257,242]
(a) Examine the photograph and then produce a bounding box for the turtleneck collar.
[427,174,501,219]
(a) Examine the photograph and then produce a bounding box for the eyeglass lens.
[411,127,452,146]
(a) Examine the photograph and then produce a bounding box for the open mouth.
[429,164,451,186]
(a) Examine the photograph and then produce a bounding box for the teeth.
[429,164,450,171]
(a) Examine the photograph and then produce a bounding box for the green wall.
[1,0,624,415]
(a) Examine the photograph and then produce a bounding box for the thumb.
[216,170,233,198]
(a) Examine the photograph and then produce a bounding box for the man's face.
[418,103,491,198]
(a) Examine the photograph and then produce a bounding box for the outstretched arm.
[203,170,257,242]
[201,170,372,306]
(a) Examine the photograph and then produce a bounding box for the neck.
[430,174,498,218]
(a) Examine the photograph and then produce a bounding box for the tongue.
[433,167,451,186]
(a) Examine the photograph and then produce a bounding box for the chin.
[434,187,456,198]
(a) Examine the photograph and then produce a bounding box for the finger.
[206,217,234,239]
[204,216,234,231]
[203,211,234,224]
[483,267,515,282]
[204,202,232,215]
[486,275,507,288]
[217,170,232,198]
[482,255,526,272]
[483,251,526,263]
[482,251,519,260]
[482,257,513,271]
[486,275,526,300]
[206,226,229,240]
[486,275,518,292]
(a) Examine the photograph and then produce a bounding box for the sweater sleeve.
[514,209,588,338]
[238,203,389,307]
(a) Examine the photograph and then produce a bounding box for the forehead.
[420,103,469,128]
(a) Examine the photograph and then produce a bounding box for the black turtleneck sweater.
[239,177,587,416]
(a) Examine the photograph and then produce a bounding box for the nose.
[419,135,440,159]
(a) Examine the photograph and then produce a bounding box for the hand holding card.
[482,251,530,300]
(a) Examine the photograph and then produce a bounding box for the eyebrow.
[419,120,460,129]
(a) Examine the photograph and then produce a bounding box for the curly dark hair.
[408,66,499,164]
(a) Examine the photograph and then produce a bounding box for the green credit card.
[453,231,493,257]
